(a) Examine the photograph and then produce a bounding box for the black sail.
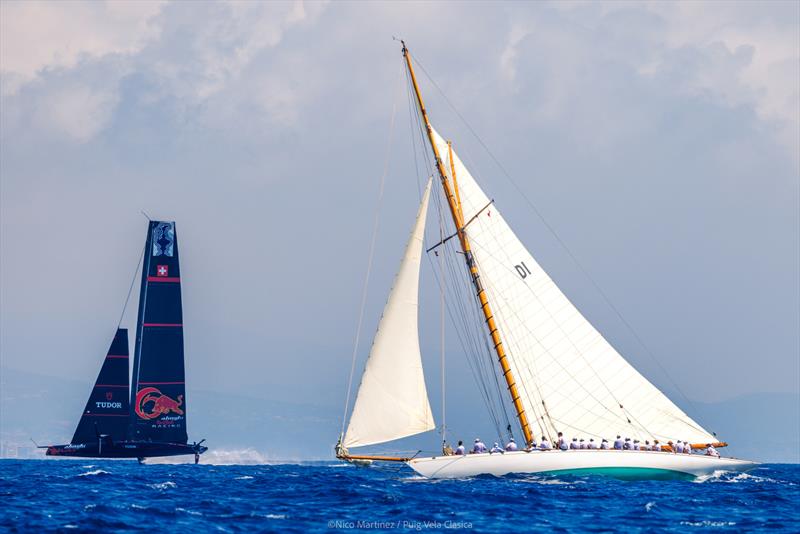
[72,329,130,444]
[129,221,188,443]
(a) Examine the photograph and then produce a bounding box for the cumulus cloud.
[0,0,326,142]
[527,0,800,162]
[0,0,164,95]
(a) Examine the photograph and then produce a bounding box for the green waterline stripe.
[541,467,695,481]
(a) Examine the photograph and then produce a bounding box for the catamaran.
[44,220,207,463]
[335,42,757,480]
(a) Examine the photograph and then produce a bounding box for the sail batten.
[432,127,716,444]
[343,180,436,449]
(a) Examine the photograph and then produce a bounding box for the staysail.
[344,179,436,448]
[130,221,188,444]
[71,328,130,443]
[430,127,716,445]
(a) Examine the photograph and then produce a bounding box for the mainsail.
[71,328,130,443]
[343,179,436,448]
[430,127,716,445]
[130,221,188,444]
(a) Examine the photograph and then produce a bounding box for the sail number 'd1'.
[515,261,532,279]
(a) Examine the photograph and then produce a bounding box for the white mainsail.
[343,179,436,448]
[430,127,716,445]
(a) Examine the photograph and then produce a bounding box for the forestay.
[344,179,436,448]
[430,127,715,445]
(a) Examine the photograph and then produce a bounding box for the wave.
[680,521,737,527]
[149,481,177,490]
[694,470,786,484]
[78,469,110,477]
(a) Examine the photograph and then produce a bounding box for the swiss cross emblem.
[157,265,168,277]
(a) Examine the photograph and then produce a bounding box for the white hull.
[407,449,758,480]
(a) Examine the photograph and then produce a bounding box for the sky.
[1,1,798,457]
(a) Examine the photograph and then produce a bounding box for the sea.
[1,460,798,532]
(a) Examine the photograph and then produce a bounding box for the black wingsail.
[71,329,130,444]
[129,221,188,444]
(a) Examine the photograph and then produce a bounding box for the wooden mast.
[401,42,534,448]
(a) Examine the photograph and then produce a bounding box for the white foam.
[234,475,254,480]
[149,481,177,490]
[694,470,784,485]
[144,448,273,465]
[251,513,287,519]
[645,501,656,512]
[680,521,737,527]
[78,469,109,477]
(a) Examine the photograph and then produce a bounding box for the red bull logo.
[135,387,184,420]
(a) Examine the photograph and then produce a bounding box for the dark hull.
[46,441,207,459]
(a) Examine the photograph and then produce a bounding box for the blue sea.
[1,460,798,532]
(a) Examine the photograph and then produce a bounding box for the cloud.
[0,0,165,95]
[532,1,799,162]
[0,0,327,142]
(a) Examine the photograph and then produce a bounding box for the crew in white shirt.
[472,438,487,454]
[557,432,567,451]
[505,438,518,452]
[613,436,624,450]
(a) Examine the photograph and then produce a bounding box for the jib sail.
[71,328,130,444]
[129,221,188,443]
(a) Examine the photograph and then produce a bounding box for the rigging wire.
[339,63,402,438]
[116,243,145,329]
[438,178,446,447]
[410,53,706,431]
[405,62,509,442]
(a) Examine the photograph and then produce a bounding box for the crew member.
[454,440,465,455]
[472,438,487,454]
[613,435,624,450]
[570,438,579,450]
[539,436,552,450]
[505,438,518,452]
[490,442,503,454]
